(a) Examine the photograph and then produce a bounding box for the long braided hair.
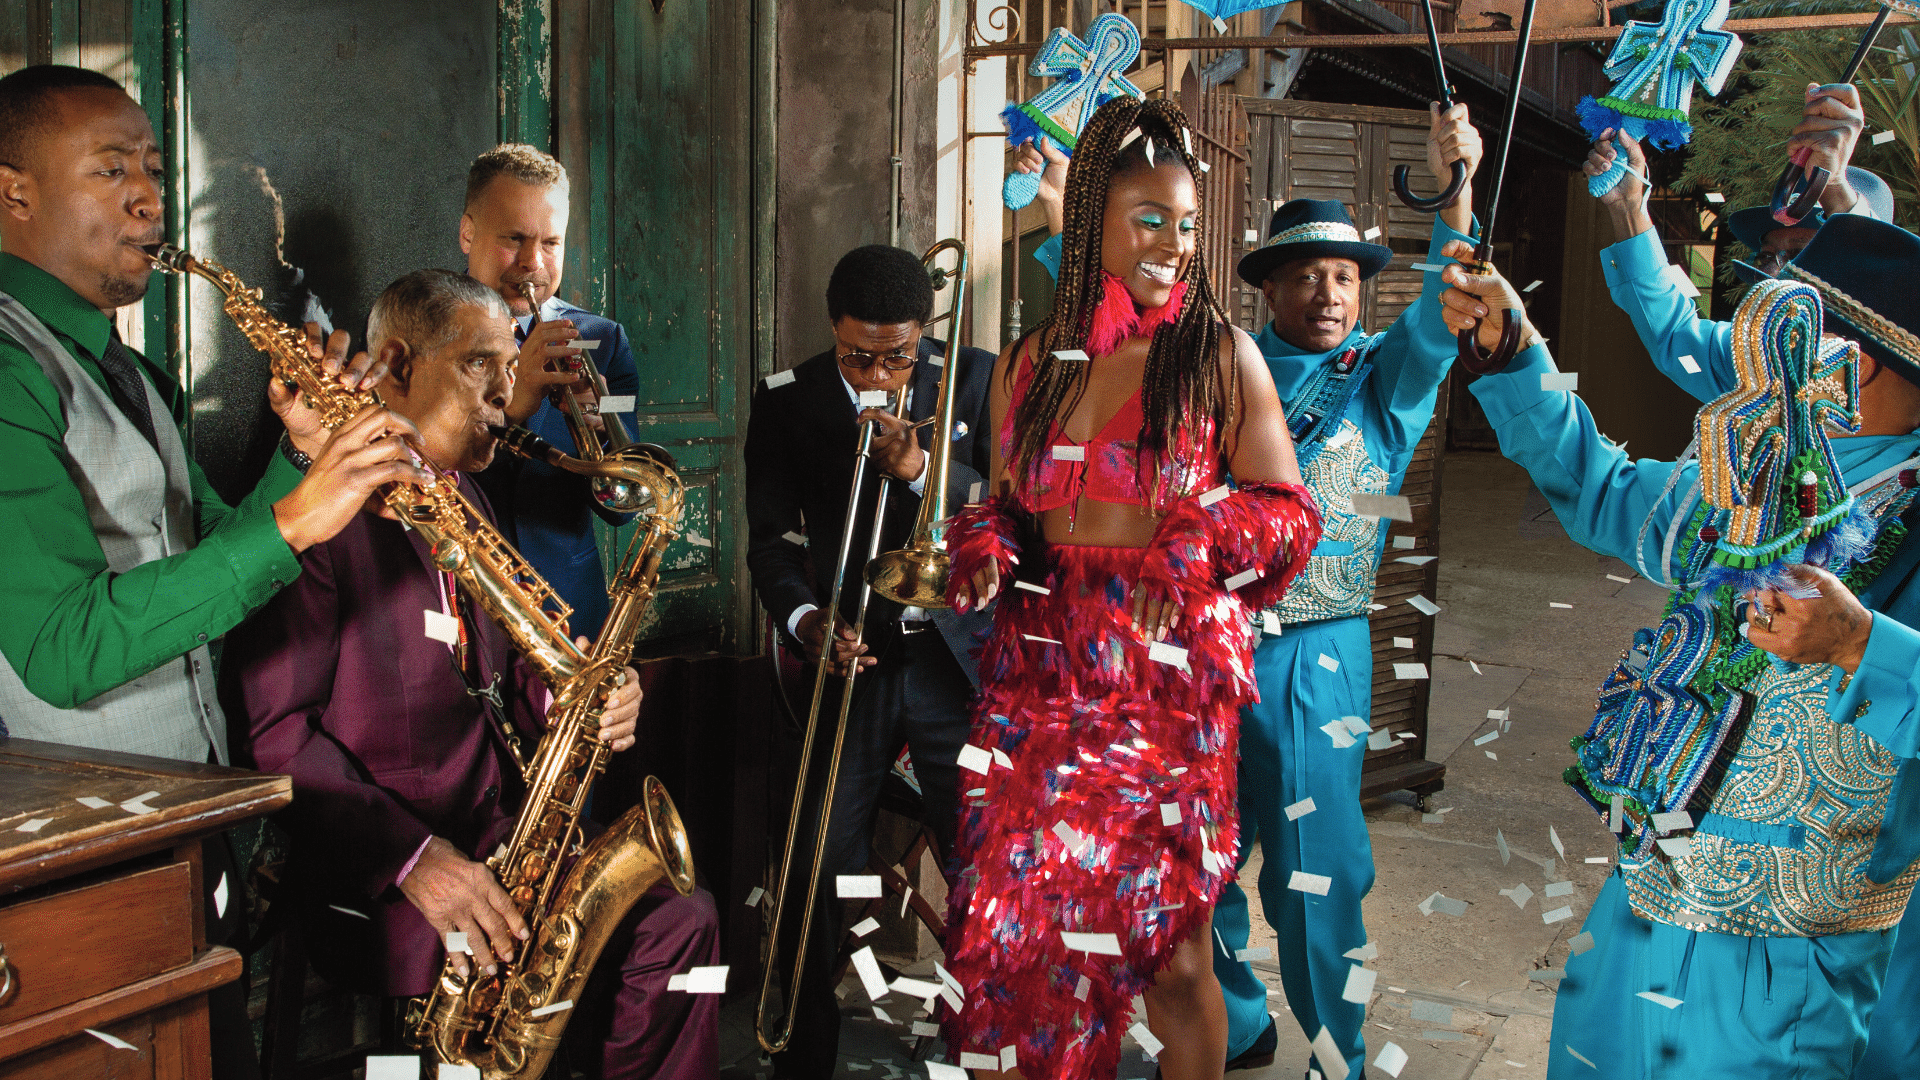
[1006,95,1236,509]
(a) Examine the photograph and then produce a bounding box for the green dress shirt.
[0,253,303,709]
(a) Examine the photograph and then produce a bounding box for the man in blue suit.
[464,143,637,639]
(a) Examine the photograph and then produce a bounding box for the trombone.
[754,239,969,1054]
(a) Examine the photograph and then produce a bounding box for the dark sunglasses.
[836,348,917,371]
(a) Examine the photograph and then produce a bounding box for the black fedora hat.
[1780,214,1920,383]
[1236,199,1393,288]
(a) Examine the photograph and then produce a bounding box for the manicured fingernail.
[486,964,498,975]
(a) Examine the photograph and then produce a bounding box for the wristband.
[279,431,314,474]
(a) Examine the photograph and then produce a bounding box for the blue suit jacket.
[476,297,636,641]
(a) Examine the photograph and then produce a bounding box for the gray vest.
[0,292,225,763]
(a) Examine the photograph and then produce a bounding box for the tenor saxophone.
[150,247,697,1077]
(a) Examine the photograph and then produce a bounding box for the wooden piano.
[0,738,290,1079]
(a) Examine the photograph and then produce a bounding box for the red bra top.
[1001,351,1220,514]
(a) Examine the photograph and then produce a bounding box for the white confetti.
[1474,730,1500,746]
[528,999,574,1017]
[1052,349,1090,363]
[1666,262,1702,298]
[872,1005,895,1024]
[850,946,891,1000]
[1542,905,1574,924]
[1610,794,1625,833]
[851,917,881,937]
[1496,829,1511,865]
[1364,226,1383,240]
[1148,641,1190,671]
[329,903,370,920]
[15,817,52,833]
[683,966,728,993]
[1368,730,1396,751]
[1541,372,1580,392]
[1160,803,1182,826]
[1285,797,1317,820]
[969,481,983,503]
[1343,715,1372,734]
[1342,965,1378,1003]
[911,1021,942,1037]
[1374,1041,1410,1077]
[1344,941,1379,961]
[446,932,471,955]
[1678,354,1702,374]
[958,744,993,774]
[1321,720,1357,748]
[1411,262,1448,273]
[1570,930,1596,955]
[1130,1021,1165,1060]
[1262,610,1284,636]
[597,395,634,413]
[1585,856,1611,864]
[1245,229,1262,243]
[1051,445,1085,461]
[1350,493,1413,521]
[1310,1025,1352,1080]
[926,1063,967,1080]
[1225,567,1261,590]
[1550,601,1574,609]
[1637,990,1683,1009]
[745,886,766,907]
[424,608,461,644]
[1501,883,1534,909]
[992,747,1013,769]
[1061,931,1124,955]
[959,1052,999,1070]
[1704,192,1725,204]
[1657,836,1694,859]
[1392,535,1416,549]
[1568,1046,1600,1069]
[1874,129,1898,145]
[1289,870,1333,895]
[765,369,797,388]
[1022,633,1062,645]
[1318,653,1341,673]
[1393,636,1415,649]
[1012,580,1051,595]
[1395,555,1437,566]
[1524,279,1544,292]
[1550,825,1566,861]
[1545,880,1576,897]
[1607,572,1635,583]
[1001,1045,1018,1071]
[438,1065,481,1080]
[782,531,808,546]
[892,976,942,1000]
[837,875,883,898]
[1406,595,1441,616]
[1470,660,1483,674]
[85,1029,140,1052]
[858,389,890,408]
[1075,973,1092,1000]
[1236,945,1273,961]
[1199,484,1232,507]
[1393,663,1429,680]
[1651,810,1693,833]
[214,873,229,919]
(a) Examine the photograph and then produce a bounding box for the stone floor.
[717,449,1659,1079]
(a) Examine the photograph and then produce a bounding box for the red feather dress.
[938,342,1320,1078]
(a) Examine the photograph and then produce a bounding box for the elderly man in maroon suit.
[221,269,720,1079]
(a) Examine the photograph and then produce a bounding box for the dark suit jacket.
[477,298,637,641]
[221,475,549,997]
[744,339,996,677]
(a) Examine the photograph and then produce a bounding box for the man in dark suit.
[224,270,720,1080]
[464,143,638,640]
[744,244,994,1078]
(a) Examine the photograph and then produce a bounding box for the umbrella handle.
[1770,156,1828,227]
[1394,160,1468,212]
[1458,313,1523,375]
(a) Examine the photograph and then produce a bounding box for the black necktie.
[94,333,162,454]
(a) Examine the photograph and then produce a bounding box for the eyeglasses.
[836,348,918,371]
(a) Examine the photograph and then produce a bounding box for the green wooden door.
[543,0,772,656]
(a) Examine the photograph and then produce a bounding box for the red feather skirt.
[940,542,1259,1079]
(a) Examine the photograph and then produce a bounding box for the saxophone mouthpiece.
[490,423,565,466]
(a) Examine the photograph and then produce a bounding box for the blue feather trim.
[1002,104,1054,150]
[1804,502,1878,569]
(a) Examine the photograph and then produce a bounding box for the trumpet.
[754,239,970,1054]
[520,283,660,513]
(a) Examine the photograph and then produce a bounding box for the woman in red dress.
[940,96,1321,1080]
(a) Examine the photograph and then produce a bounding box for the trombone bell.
[865,544,951,609]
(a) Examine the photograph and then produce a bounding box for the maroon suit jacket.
[221,476,550,997]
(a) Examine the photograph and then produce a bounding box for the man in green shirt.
[0,64,422,761]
